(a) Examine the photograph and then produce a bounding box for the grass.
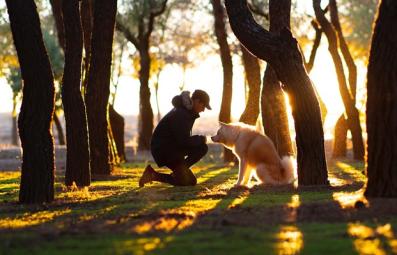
[0,159,397,255]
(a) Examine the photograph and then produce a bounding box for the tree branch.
[225,0,280,63]
[329,0,357,98]
[151,0,168,17]
[147,0,168,38]
[115,19,139,48]
[305,20,322,72]
[247,2,269,20]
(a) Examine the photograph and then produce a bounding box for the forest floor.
[1,158,397,255]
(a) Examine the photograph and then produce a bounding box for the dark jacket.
[151,93,205,166]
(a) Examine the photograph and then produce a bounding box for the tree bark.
[313,0,364,161]
[211,0,234,162]
[53,112,66,145]
[365,0,397,197]
[239,45,261,125]
[261,0,294,157]
[6,0,55,203]
[80,0,93,91]
[225,0,328,185]
[62,0,90,187]
[262,66,294,157]
[49,0,65,51]
[109,105,126,162]
[137,45,154,151]
[85,0,117,175]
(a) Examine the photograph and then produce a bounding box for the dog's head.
[211,122,240,147]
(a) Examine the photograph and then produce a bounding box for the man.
[139,89,211,187]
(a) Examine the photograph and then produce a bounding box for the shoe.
[139,165,156,187]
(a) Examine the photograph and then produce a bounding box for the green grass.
[0,159,397,255]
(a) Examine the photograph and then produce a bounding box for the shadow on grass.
[0,163,234,234]
[2,159,397,255]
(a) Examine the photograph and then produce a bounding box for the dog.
[211,122,296,187]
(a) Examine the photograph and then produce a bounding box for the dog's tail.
[280,156,297,184]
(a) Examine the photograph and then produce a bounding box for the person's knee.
[189,176,197,186]
[173,171,197,186]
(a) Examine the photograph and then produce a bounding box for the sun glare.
[276,225,304,255]
[348,223,397,255]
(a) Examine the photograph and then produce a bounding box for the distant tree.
[338,0,378,61]
[365,0,397,197]
[85,0,117,175]
[6,0,55,203]
[108,35,127,162]
[211,0,234,163]
[302,20,328,124]
[225,0,328,185]
[116,0,168,151]
[261,0,294,158]
[239,45,261,126]
[5,67,21,146]
[149,2,212,120]
[43,30,66,146]
[328,0,358,158]
[109,105,126,162]
[49,0,65,51]
[303,20,322,73]
[62,0,90,186]
[313,0,364,161]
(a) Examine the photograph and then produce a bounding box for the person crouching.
[139,89,211,187]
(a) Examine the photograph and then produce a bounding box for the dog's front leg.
[235,158,247,187]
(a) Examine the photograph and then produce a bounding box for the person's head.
[191,89,211,114]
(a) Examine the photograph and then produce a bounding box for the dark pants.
[152,144,208,186]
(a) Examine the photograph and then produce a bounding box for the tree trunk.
[332,115,348,158]
[80,0,93,91]
[107,120,120,166]
[329,0,359,158]
[262,66,294,157]
[365,0,397,197]
[239,45,261,125]
[62,0,90,187]
[53,112,66,145]
[109,105,126,162]
[85,0,117,175]
[225,0,328,185]
[261,0,294,157]
[211,0,234,163]
[329,0,357,99]
[313,0,364,161]
[11,96,18,146]
[49,0,65,51]
[6,0,55,203]
[137,46,154,151]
